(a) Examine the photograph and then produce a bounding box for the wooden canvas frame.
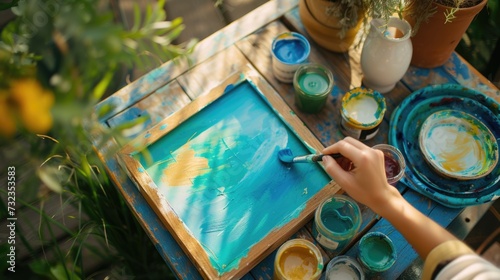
[118,65,339,279]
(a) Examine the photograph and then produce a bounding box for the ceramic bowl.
[418,109,499,180]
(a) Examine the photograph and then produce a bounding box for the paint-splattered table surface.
[86,0,500,279]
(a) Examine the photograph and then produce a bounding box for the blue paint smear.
[136,81,331,274]
[224,84,236,93]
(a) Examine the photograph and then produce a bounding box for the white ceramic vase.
[361,17,412,93]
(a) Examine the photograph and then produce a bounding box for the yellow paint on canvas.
[162,148,210,187]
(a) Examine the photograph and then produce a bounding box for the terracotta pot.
[299,0,364,53]
[405,0,487,68]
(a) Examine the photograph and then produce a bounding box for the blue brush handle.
[292,153,343,163]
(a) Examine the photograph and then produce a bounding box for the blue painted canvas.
[134,81,331,274]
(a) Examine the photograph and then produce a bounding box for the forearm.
[374,187,458,260]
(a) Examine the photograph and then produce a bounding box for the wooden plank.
[220,0,269,23]
[402,52,500,101]
[107,46,252,139]
[118,65,341,279]
[106,80,191,141]
[177,45,250,99]
[95,0,299,123]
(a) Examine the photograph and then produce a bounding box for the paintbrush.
[278,148,343,163]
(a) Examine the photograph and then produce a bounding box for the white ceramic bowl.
[418,110,499,180]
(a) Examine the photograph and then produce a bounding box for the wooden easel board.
[118,66,338,279]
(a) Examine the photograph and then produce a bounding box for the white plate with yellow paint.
[419,110,499,180]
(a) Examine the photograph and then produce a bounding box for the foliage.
[317,0,403,37]
[0,0,196,278]
[456,0,500,79]
[316,0,485,38]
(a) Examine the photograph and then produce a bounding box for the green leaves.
[1,0,195,279]
[37,164,64,194]
[0,0,19,10]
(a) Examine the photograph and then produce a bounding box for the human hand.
[322,137,401,213]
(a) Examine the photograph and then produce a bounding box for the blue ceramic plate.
[389,84,500,208]
[419,110,498,180]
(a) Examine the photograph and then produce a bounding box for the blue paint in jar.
[272,32,310,64]
[273,38,308,64]
[271,32,311,83]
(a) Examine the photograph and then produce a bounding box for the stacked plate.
[389,84,500,208]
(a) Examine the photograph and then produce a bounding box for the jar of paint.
[293,63,334,114]
[325,255,365,280]
[372,144,406,185]
[340,87,386,141]
[273,238,323,280]
[271,32,311,83]
[312,195,362,254]
[357,232,397,274]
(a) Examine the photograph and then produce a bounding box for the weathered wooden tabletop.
[86,0,500,279]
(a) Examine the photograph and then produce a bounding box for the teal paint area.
[358,232,396,272]
[135,81,331,275]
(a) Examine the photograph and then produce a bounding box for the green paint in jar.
[293,63,334,113]
[298,72,329,95]
[358,232,396,274]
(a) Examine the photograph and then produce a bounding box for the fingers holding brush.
[322,137,391,208]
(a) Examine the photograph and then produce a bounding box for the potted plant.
[298,0,402,52]
[404,0,488,68]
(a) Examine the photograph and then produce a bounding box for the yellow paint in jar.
[274,239,323,280]
[340,87,386,141]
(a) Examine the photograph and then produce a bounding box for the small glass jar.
[340,87,386,141]
[313,195,362,254]
[273,239,323,280]
[293,63,334,114]
[357,232,396,274]
[372,144,406,185]
[325,255,365,280]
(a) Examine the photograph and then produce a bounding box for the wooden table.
[85,0,500,279]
